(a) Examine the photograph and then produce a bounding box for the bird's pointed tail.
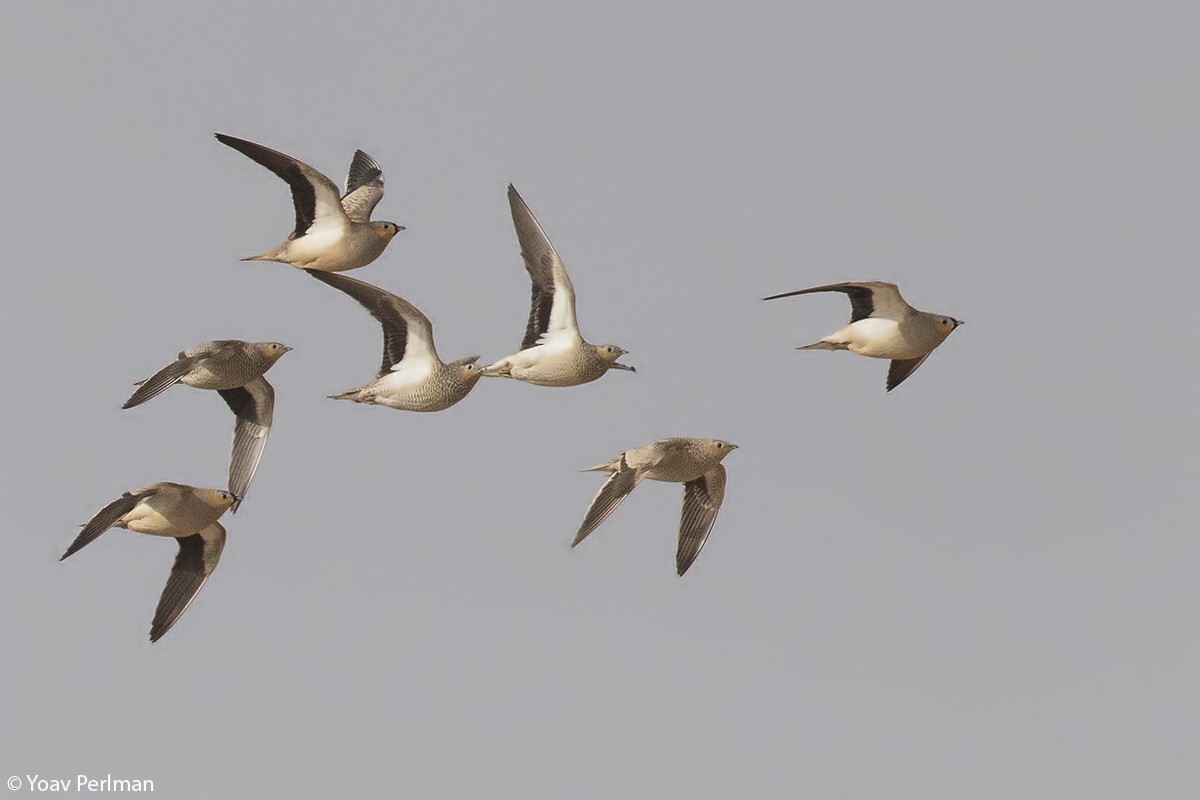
[581,457,622,473]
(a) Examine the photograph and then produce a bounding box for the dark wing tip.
[149,531,221,643]
[762,285,832,301]
[304,269,412,374]
[345,149,384,197]
[214,132,263,155]
[572,458,638,548]
[885,355,931,391]
[121,359,195,409]
[215,134,321,237]
[675,468,726,576]
[214,131,258,149]
[61,492,143,561]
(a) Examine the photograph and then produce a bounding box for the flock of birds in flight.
[62,134,964,642]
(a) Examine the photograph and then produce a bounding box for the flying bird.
[306,270,484,411]
[573,438,738,576]
[763,281,962,390]
[215,133,403,272]
[483,184,635,386]
[123,340,291,511]
[61,483,236,642]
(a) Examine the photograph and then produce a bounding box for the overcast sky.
[2,2,1196,798]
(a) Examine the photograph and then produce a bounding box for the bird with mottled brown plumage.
[573,438,738,576]
[306,270,484,412]
[123,339,290,511]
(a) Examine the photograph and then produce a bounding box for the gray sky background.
[2,3,1196,798]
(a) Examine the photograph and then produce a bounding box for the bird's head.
[703,440,739,462]
[373,221,405,242]
[596,344,635,372]
[198,489,237,513]
[256,342,293,363]
[452,356,485,386]
[936,316,964,341]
